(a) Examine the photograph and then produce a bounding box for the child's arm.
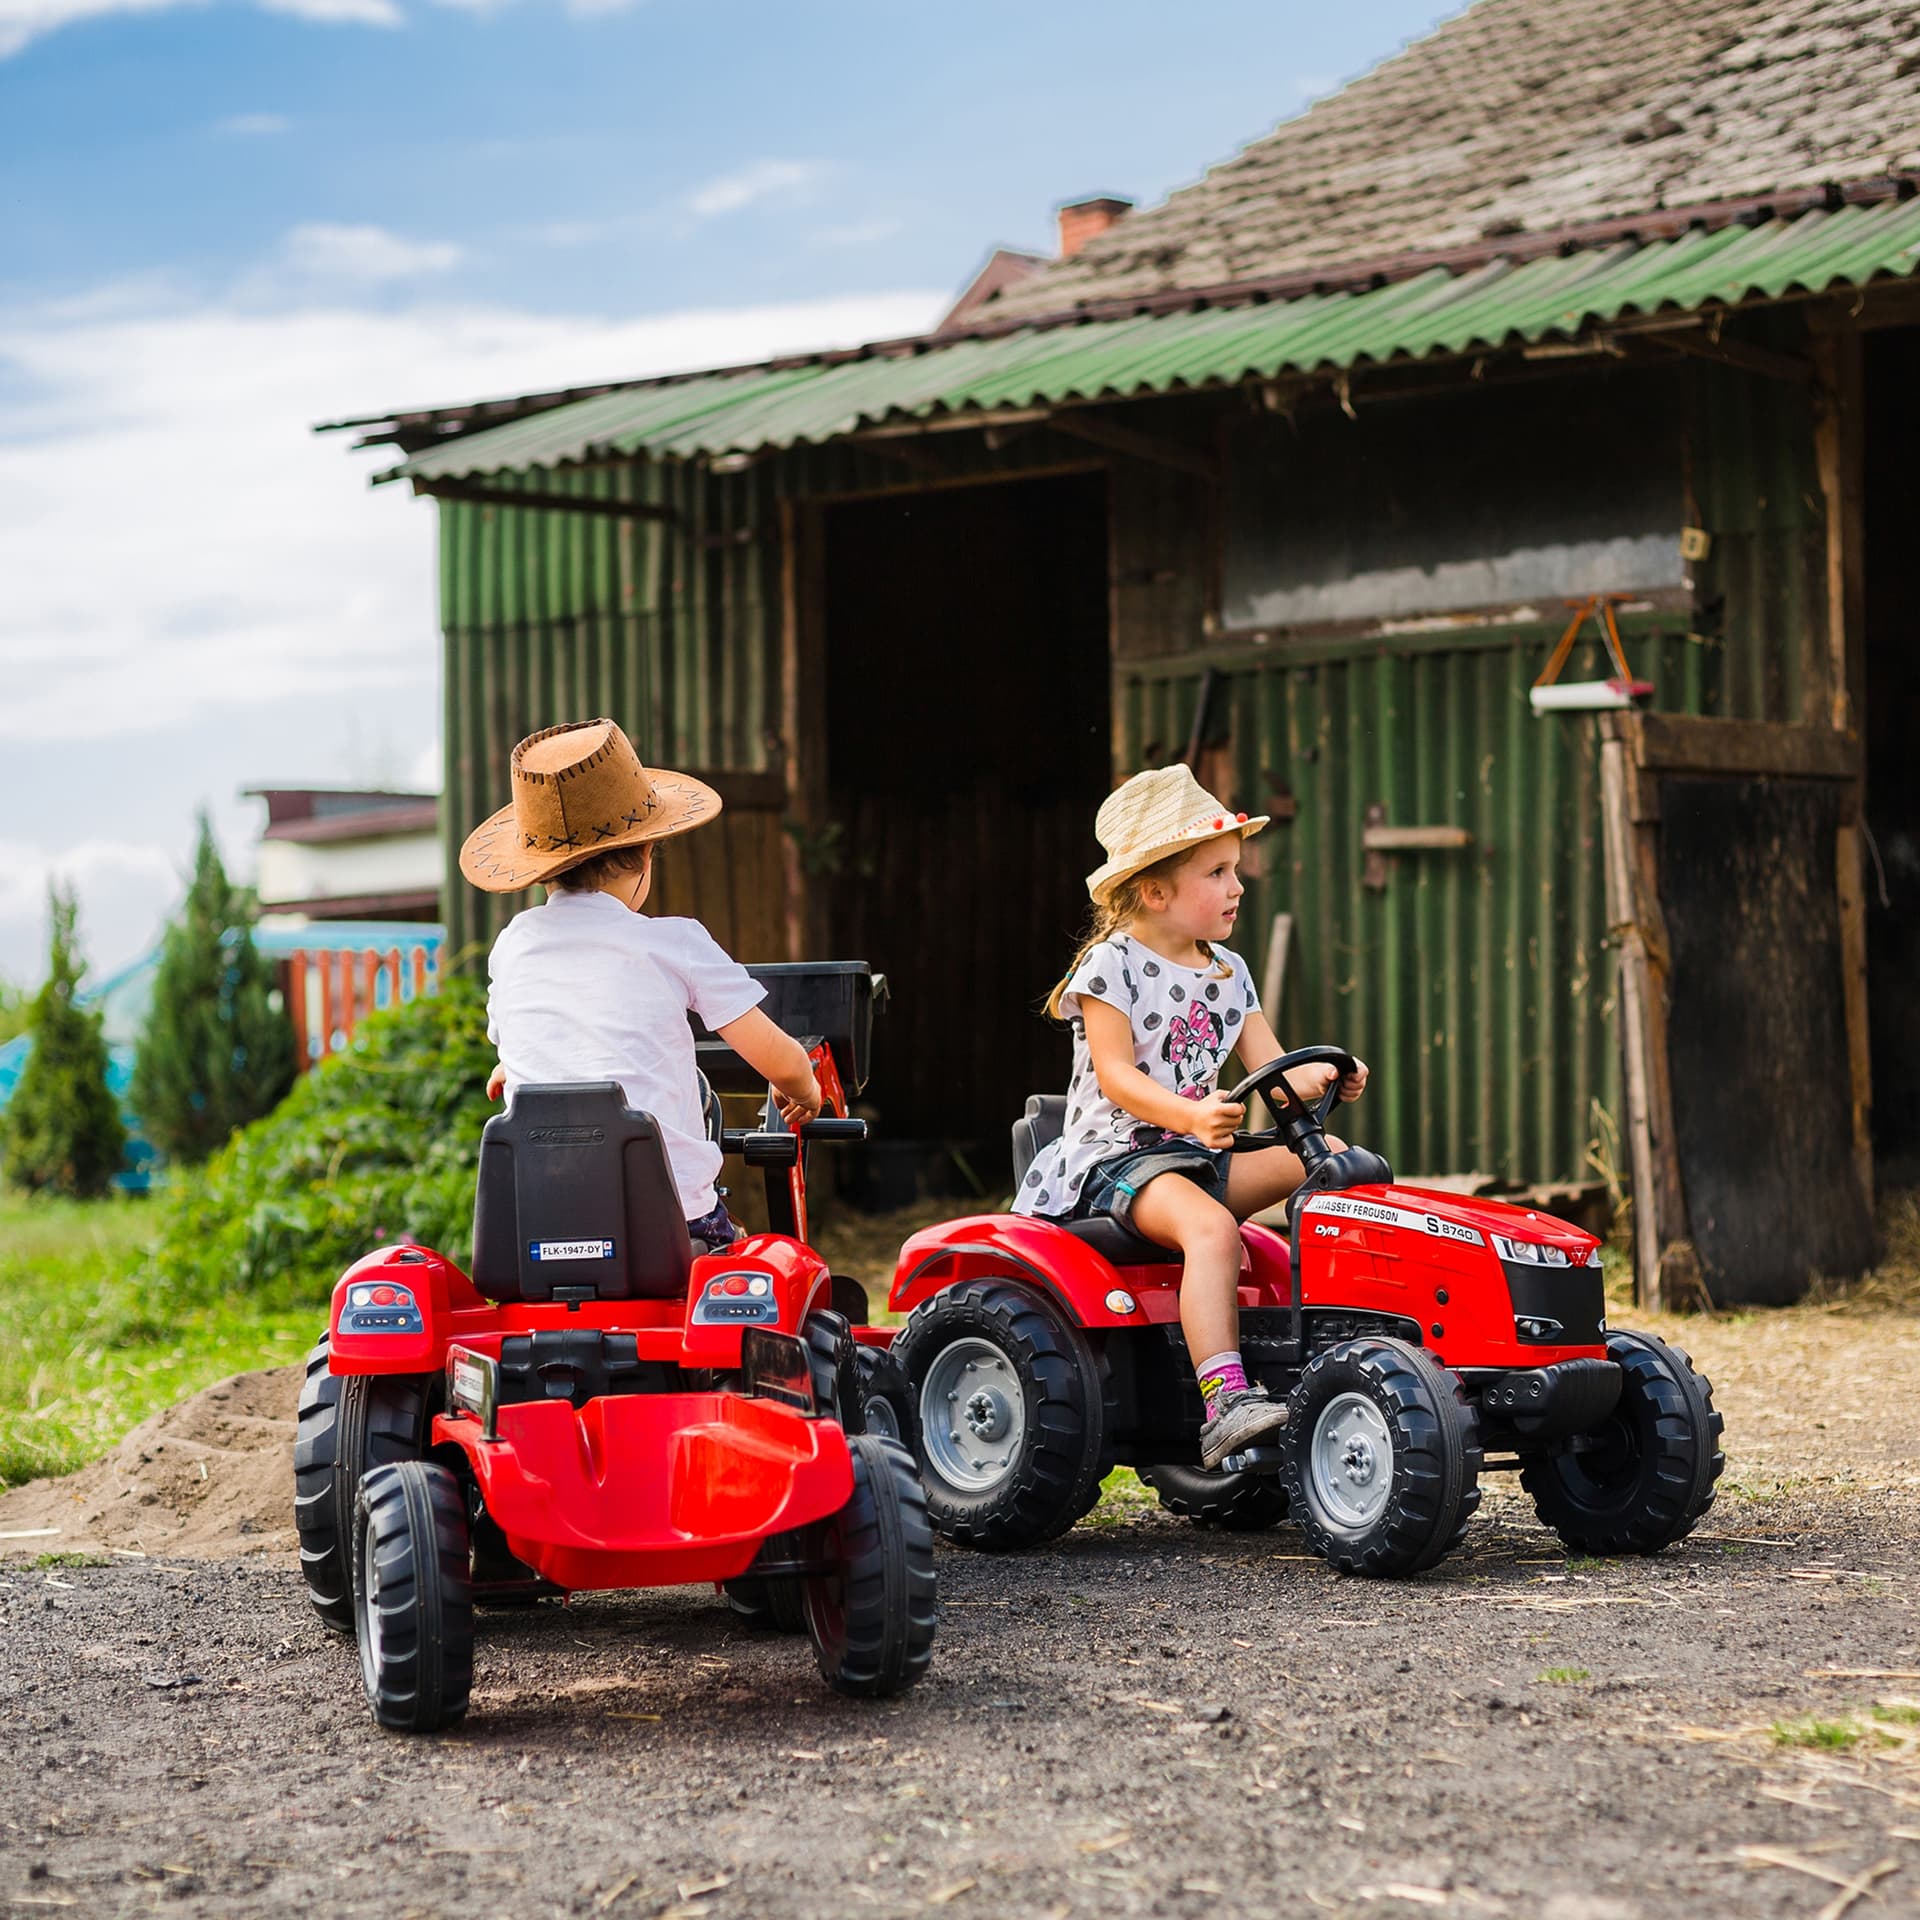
[717,1008,822,1126]
[1234,1011,1369,1105]
[1083,1000,1245,1149]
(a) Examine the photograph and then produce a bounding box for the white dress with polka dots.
[1012,933,1262,1219]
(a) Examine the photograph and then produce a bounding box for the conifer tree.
[133,815,297,1165]
[1,885,125,1197]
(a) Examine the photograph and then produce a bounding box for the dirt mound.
[0,1364,301,1562]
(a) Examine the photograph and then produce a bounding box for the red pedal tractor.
[881,1046,1723,1577]
[291,963,934,1730]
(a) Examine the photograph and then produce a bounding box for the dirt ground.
[3,1211,1918,1920]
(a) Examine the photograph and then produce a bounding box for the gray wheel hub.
[1307,1390,1395,1535]
[921,1337,1026,1493]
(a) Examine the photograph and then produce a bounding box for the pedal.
[1218,1445,1286,1474]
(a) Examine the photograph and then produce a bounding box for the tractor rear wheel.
[1140,1462,1289,1531]
[353,1460,474,1733]
[893,1281,1105,1549]
[802,1310,862,1431]
[1520,1331,1723,1554]
[292,1339,440,1635]
[1284,1338,1481,1577]
[852,1344,919,1453]
[803,1435,936,1697]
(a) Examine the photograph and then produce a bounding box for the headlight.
[1492,1234,1572,1266]
[1584,1247,1603,1268]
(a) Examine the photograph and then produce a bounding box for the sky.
[0,0,1454,988]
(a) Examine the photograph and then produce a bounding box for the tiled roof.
[982,0,1920,321]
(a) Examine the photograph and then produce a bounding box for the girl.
[1015,765,1368,1469]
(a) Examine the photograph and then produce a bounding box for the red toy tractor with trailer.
[882,1046,1723,1576]
[292,962,934,1731]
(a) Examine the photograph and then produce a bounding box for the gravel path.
[5,1484,1917,1920]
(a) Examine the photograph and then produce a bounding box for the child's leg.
[1127,1173,1243,1365]
[1223,1135,1350,1220]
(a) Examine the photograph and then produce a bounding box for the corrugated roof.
[984,0,1920,321]
[396,199,1920,481]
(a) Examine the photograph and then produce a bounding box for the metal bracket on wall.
[1361,802,1474,890]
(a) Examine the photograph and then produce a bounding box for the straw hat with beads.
[1085,765,1268,905]
[458,719,722,893]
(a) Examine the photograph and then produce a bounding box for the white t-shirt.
[485,890,766,1218]
[1012,933,1261,1219]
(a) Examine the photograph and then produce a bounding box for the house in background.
[248,787,442,926]
[324,0,1920,1304]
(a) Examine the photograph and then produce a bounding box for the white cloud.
[0,260,945,979]
[687,160,829,220]
[214,111,293,136]
[0,0,393,58]
[279,223,465,285]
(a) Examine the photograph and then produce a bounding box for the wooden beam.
[410,476,678,523]
[1627,326,1812,385]
[1812,330,1869,734]
[1361,823,1475,851]
[1046,410,1219,484]
[1622,712,1861,782]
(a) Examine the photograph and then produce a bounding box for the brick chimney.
[1056,195,1134,259]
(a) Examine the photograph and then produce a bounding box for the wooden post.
[778,498,828,961]
[286,953,310,1069]
[1259,911,1294,1027]
[1600,734,1663,1307]
[315,952,334,1060]
[1813,326,1874,1218]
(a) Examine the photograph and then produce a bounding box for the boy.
[462,718,819,1247]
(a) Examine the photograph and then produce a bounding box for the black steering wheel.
[1222,1045,1361,1165]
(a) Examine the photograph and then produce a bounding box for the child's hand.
[1188,1091,1247,1149]
[776,1075,822,1128]
[1284,1062,1339,1107]
[486,1064,506,1101]
[1336,1057,1369,1103]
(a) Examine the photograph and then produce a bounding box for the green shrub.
[2,886,125,1198]
[144,975,493,1311]
[133,816,297,1167]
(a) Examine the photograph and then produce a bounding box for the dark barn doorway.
[1863,326,1920,1174]
[822,471,1111,1188]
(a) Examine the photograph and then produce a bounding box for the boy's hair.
[1044,841,1231,1020]
[545,841,653,894]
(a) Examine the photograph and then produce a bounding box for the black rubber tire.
[292,1336,351,1634]
[804,1435,937,1698]
[1520,1330,1724,1554]
[853,1344,920,1455]
[293,1340,440,1636]
[830,1272,872,1326]
[353,1461,474,1733]
[803,1310,863,1432]
[1283,1337,1481,1577]
[1140,1462,1290,1531]
[892,1280,1105,1550]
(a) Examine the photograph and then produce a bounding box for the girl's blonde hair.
[1045,841,1233,1020]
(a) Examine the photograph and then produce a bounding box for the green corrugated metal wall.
[437,433,1111,960]
[1119,616,1716,1185]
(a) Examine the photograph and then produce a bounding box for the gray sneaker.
[1199,1387,1289,1469]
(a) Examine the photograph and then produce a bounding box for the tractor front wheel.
[292,1342,440,1635]
[1284,1338,1481,1577]
[803,1435,936,1697]
[1520,1331,1723,1554]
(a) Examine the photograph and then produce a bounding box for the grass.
[1538,1667,1591,1685]
[0,1190,320,1492]
[1771,1716,1865,1751]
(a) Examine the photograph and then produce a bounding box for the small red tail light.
[372,1286,396,1306]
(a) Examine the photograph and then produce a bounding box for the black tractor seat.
[1010,1094,1183,1267]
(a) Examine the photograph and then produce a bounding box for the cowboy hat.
[1086,765,1268,904]
[458,719,722,894]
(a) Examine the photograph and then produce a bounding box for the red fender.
[328,1243,482,1374]
[886,1212,1292,1331]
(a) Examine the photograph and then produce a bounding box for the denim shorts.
[1074,1141,1233,1231]
[687,1201,743,1249]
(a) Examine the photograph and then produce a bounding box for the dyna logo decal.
[1303,1196,1484,1247]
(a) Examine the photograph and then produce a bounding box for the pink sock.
[1196,1351,1248,1419]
